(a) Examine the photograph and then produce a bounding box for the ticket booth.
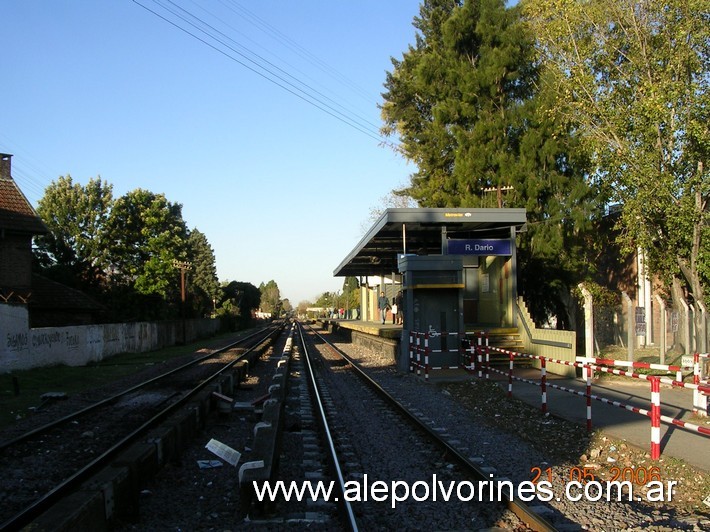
[398,255,463,371]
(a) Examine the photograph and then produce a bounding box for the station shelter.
[333,208,527,372]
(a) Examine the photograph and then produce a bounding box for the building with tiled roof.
[0,153,47,302]
[0,153,105,325]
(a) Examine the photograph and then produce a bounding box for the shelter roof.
[334,208,526,277]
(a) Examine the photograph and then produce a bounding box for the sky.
[1,0,421,304]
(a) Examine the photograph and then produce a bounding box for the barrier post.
[650,376,661,460]
[476,333,483,378]
[508,352,514,398]
[409,331,414,374]
[424,333,430,381]
[585,363,592,432]
[541,358,547,413]
[415,333,421,377]
[484,333,490,380]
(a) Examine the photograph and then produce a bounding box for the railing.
[471,333,709,460]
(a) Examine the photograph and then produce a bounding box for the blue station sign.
[447,238,512,256]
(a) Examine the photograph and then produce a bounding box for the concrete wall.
[517,298,577,378]
[1,303,219,373]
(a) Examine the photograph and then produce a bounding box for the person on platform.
[395,291,403,325]
[377,291,390,325]
[391,296,398,325]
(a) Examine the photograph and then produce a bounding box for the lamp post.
[173,260,192,344]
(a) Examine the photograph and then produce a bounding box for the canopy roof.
[334,208,526,277]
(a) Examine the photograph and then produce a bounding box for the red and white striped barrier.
[409,330,482,381]
[473,337,710,460]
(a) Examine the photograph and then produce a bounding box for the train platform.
[486,369,710,472]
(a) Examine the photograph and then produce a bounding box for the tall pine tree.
[381,0,600,325]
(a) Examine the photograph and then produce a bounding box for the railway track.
[294,322,556,531]
[0,323,284,531]
[12,319,690,529]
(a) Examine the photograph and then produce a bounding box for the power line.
[219,0,378,104]
[132,0,399,150]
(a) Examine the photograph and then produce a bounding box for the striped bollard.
[650,376,661,460]
[541,358,547,413]
[508,352,514,397]
[585,364,592,432]
[477,333,483,378]
[415,333,421,377]
[693,353,703,415]
[409,331,414,374]
[424,333,430,381]
[484,333,490,380]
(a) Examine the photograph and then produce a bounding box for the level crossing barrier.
[470,334,709,460]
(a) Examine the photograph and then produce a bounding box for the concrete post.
[655,295,667,364]
[697,301,707,353]
[579,284,594,358]
[622,292,634,362]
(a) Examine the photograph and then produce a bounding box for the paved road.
[490,369,709,472]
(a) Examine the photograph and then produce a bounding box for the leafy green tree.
[381,0,598,324]
[342,276,360,315]
[187,229,220,317]
[217,280,260,329]
[258,280,282,315]
[524,0,709,307]
[34,175,113,293]
[105,189,189,299]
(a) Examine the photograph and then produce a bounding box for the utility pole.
[173,260,192,344]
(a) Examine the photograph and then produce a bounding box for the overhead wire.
[4,1,403,201]
[159,0,382,135]
[218,0,378,104]
[132,0,399,150]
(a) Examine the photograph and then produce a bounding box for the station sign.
[447,239,512,256]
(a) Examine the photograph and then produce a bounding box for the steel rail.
[303,322,557,532]
[0,323,284,532]
[296,322,358,532]
[0,325,277,452]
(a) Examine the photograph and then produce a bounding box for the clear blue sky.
[1,0,421,304]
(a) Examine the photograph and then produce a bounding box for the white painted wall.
[1,304,218,373]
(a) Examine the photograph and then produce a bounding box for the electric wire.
[155,0,382,136]
[219,0,378,104]
[133,0,399,149]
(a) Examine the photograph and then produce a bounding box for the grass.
[0,332,240,430]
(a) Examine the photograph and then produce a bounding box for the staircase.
[475,327,531,367]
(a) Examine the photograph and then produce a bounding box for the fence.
[579,287,709,361]
[470,334,709,460]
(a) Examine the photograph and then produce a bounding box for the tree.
[187,229,220,317]
[381,0,599,324]
[524,0,709,307]
[258,280,282,316]
[217,280,260,329]
[105,189,189,299]
[342,276,360,315]
[34,175,113,293]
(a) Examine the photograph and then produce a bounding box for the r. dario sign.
[447,239,512,256]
